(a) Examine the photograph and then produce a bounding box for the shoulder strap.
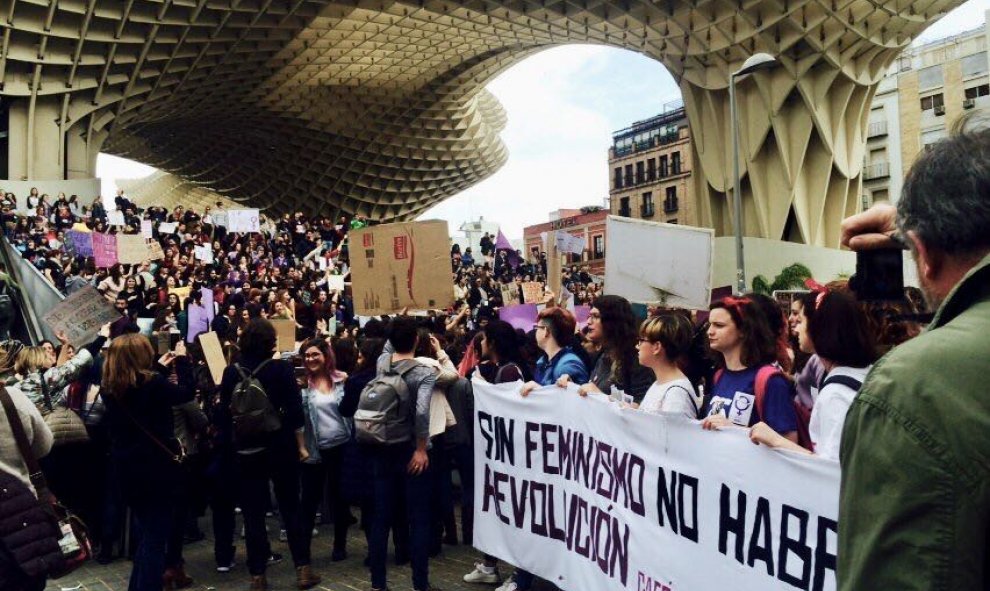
[753,365,782,421]
[821,374,863,392]
[39,371,53,412]
[0,386,49,495]
[713,368,724,385]
[250,358,273,378]
[393,358,419,376]
[667,384,699,415]
[115,398,184,464]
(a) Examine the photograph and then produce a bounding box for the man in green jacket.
[838,127,990,589]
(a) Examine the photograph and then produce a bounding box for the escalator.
[0,237,62,345]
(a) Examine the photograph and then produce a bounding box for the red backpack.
[713,365,812,450]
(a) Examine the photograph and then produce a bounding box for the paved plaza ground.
[43,509,548,591]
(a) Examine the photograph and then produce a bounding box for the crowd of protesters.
[0,124,987,591]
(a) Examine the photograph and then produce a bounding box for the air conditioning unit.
[963,98,976,109]
[934,105,946,116]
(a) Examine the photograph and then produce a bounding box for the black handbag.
[0,386,92,578]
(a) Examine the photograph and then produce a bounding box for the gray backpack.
[354,359,419,445]
[229,359,281,448]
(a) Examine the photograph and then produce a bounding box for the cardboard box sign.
[43,286,122,346]
[349,220,454,315]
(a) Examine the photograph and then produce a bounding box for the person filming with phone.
[837,125,990,590]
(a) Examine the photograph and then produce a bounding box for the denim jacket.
[301,381,350,463]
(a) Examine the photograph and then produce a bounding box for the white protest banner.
[117,234,149,265]
[195,245,214,263]
[159,222,178,234]
[555,231,586,256]
[604,216,713,310]
[141,220,154,238]
[108,210,125,226]
[473,382,840,591]
[227,209,260,233]
[326,274,345,292]
[43,285,122,346]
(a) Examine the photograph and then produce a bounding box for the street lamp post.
[730,53,779,295]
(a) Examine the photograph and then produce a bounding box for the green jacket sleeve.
[839,395,981,591]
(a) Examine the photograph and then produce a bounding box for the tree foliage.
[750,263,813,295]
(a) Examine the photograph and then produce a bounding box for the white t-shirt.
[638,377,698,419]
[809,365,871,461]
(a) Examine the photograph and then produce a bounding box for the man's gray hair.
[897,127,990,257]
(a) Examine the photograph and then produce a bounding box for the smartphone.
[849,248,904,301]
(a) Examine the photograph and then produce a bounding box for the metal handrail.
[0,237,64,343]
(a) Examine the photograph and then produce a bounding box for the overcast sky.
[98,1,986,238]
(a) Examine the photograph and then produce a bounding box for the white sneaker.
[279,528,287,542]
[463,563,500,584]
[216,560,236,573]
[495,580,518,591]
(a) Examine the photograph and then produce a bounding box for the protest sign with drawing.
[43,286,121,346]
[604,216,714,310]
[147,241,165,260]
[349,220,453,315]
[227,209,260,233]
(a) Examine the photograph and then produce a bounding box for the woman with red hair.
[297,338,350,576]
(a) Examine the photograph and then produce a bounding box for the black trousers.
[235,445,305,575]
[298,445,351,562]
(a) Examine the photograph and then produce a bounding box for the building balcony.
[863,161,890,180]
[618,207,631,217]
[867,121,888,138]
[664,198,679,213]
[641,204,655,218]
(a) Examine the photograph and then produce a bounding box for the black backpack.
[229,359,281,448]
[354,359,419,445]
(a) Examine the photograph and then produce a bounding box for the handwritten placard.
[92,232,118,268]
[141,220,154,238]
[227,209,260,233]
[43,285,121,346]
[147,241,165,260]
[521,281,544,304]
[108,211,125,226]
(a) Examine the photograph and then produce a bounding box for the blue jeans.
[367,445,432,590]
[129,498,174,591]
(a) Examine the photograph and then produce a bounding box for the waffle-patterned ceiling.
[1,0,962,244]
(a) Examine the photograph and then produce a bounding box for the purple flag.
[92,232,118,268]
[499,303,539,332]
[495,230,521,268]
[573,305,592,328]
[186,304,211,343]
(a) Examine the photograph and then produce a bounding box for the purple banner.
[186,304,211,343]
[573,304,591,328]
[92,232,118,268]
[499,303,539,332]
[67,230,93,258]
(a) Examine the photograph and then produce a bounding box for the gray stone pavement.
[44,510,520,591]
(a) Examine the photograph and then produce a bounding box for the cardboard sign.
[159,222,178,234]
[198,331,226,385]
[42,285,121,346]
[521,281,543,304]
[227,209,260,233]
[604,216,714,310]
[555,231,586,255]
[141,220,154,238]
[116,234,149,265]
[271,318,296,352]
[108,211,125,226]
[349,220,454,315]
[147,241,165,260]
[92,232,118,268]
[500,284,519,306]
